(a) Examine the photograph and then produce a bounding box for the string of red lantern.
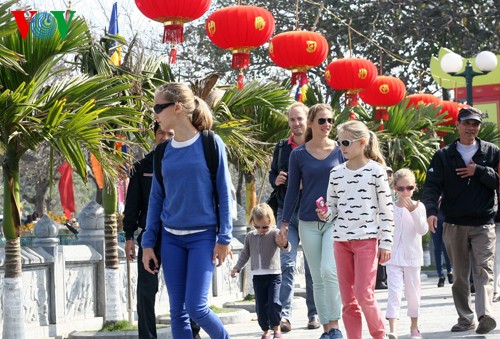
[135,0,211,64]
[325,58,378,120]
[268,31,328,102]
[206,5,275,89]
[359,76,406,130]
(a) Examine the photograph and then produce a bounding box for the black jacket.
[269,139,302,210]
[123,151,154,241]
[422,138,499,226]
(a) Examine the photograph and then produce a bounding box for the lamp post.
[440,51,497,106]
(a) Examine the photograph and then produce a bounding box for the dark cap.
[458,107,483,122]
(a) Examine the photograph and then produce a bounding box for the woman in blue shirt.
[280,103,345,339]
[142,82,233,339]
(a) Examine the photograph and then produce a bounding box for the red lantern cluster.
[206,5,275,89]
[135,0,211,63]
[359,76,406,130]
[325,58,378,119]
[268,31,328,102]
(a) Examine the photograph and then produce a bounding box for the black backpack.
[154,130,220,231]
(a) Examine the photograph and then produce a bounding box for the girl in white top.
[385,168,428,339]
[318,120,394,339]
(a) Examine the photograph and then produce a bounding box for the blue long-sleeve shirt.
[141,133,233,247]
[282,143,345,223]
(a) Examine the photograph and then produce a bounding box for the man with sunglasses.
[422,107,499,335]
[269,102,319,332]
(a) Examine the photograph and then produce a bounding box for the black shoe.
[476,315,496,334]
[437,276,445,287]
[447,272,454,284]
[451,322,475,332]
[375,282,388,290]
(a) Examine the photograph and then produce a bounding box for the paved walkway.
[202,275,500,339]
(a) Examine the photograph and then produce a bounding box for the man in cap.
[422,107,498,334]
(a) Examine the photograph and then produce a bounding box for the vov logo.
[11,10,76,40]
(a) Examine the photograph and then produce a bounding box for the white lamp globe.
[475,51,497,72]
[440,53,463,73]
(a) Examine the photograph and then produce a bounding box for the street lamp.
[440,51,497,106]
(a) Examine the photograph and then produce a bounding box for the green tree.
[0,16,142,337]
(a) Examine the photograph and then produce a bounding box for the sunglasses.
[254,226,270,230]
[396,185,415,192]
[338,139,361,147]
[153,102,175,114]
[317,118,333,125]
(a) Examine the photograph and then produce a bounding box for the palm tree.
[0,16,142,337]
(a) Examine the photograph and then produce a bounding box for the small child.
[385,168,428,339]
[231,203,291,339]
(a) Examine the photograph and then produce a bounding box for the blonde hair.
[155,82,213,131]
[393,168,416,186]
[287,102,309,115]
[304,103,333,142]
[248,203,276,227]
[337,120,386,166]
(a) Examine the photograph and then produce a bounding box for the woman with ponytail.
[281,103,345,339]
[142,82,232,339]
[318,120,395,339]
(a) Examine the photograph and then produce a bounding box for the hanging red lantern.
[406,93,441,108]
[135,0,211,64]
[268,31,329,102]
[325,58,377,119]
[359,76,406,130]
[436,100,459,137]
[206,5,275,89]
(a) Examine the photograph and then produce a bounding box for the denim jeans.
[431,223,452,276]
[277,207,317,321]
[161,228,229,339]
[253,274,282,331]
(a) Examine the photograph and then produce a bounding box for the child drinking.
[385,168,427,339]
[318,120,394,339]
[231,203,291,339]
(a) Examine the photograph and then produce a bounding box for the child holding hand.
[232,203,291,339]
[385,168,428,339]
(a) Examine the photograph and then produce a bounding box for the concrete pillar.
[77,201,105,317]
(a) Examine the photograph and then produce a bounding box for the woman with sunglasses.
[232,203,290,339]
[385,168,428,339]
[281,103,345,339]
[142,82,233,339]
[318,120,394,339]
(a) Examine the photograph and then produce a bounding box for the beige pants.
[443,222,496,324]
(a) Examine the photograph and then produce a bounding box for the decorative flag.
[58,162,76,220]
[108,2,121,66]
[90,153,105,189]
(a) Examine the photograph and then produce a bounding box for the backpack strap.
[154,140,169,196]
[277,139,284,171]
[202,130,220,232]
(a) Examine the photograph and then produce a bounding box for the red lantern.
[135,0,211,63]
[406,93,441,108]
[359,76,406,130]
[206,5,275,89]
[325,58,377,119]
[268,31,329,102]
[438,101,459,125]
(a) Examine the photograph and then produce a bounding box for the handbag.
[266,140,284,217]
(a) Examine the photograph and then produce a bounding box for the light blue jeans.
[277,207,317,321]
[299,220,341,325]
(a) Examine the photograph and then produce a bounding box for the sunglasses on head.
[317,118,333,125]
[396,185,415,192]
[254,226,270,230]
[338,139,361,147]
[153,102,175,114]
